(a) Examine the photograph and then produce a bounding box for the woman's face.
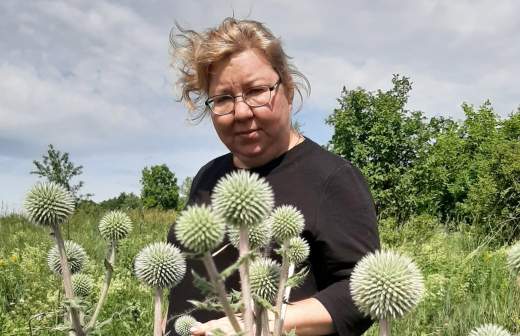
[208,49,294,168]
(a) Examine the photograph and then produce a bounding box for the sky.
[1,0,519,211]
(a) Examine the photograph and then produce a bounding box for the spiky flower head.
[469,324,511,336]
[98,211,133,242]
[285,237,310,265]
[134,242,186,289]
[270,205,305,243]
[211,170,274,228]
[175,205,225,254]
[507,241,520,276]
[250,257,280,303]
[47,240,88,275]
[227,218,271,250]
[350,250,424,320]
[175,315,200,336]
[71,273,93,297]
[24,182,75,227]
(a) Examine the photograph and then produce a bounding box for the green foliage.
[140,164,179,210]
[327,75,520,242]
[177,176,193,211]
[31,144,89,201]
[97,192,142,210]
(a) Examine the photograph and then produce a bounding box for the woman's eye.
[213,96,233,105]
[247,87,267,96]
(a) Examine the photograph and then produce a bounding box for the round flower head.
[98,211,133,241]
[350,250,424,320]
[25,182,75,227]
[270,205,305,243]
[71,273,93,297]
[175,315,200,336]
[134,242,186,289]
[47,240,88,275]
[175,205,225,254]
[469,324,511,336]
[506,241,520,276]
[211,170,274,228]
[250,257,281,303]
[227,218,271,250]
[285,237,310,265]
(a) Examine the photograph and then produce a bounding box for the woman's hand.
[190,315,244,336]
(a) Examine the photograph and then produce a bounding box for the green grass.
[1,210,519,335]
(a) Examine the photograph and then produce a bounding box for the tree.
[140,164,179,210]
[31,144,88,201]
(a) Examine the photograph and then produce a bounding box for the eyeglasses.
[205,80,281,116]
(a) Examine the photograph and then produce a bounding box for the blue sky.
[1,0,519,211]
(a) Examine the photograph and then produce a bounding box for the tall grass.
[1,210,518,335]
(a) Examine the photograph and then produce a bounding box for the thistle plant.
[175,205,241,333]
[47,240,88,275]
[227,218,272,251]
[507,241,520,287]
[25,182,85,336]
[86,211,134,332]
[270,205,305,336]
[134,242,186,336]
[350,250,424,336]
[174,315,200,336]
[250,257,281,304]
[469,324,512,336]
[72,273,94,298]
[212,170,275,336]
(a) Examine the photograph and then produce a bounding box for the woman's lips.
[235,129,260,139]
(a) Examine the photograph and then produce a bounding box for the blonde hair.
[170,17,310,121]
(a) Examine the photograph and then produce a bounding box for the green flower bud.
[47,240,88,275]
[98,210,133,241]
[350,250,424,320]
[175,315,200,336]
[134,242,186,289]
[285,237,310,265]
[227,218,271,250]
[507,241,520,276]
[469,324,511,336]
[175,205,225,254]
[71,273,93,297]
[212,170,274,228]
[270,205,304,243]
[24,182,75,227]
[250,257,280,303]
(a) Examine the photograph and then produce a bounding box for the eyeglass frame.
[205,79,282,116]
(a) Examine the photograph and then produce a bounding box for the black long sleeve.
[166,137,380,336]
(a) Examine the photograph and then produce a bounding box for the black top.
[166,137,380,336]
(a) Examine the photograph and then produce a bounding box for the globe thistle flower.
[469,324,511,336]
[47,240,88,275]
[134,242,186,289]
[71,273,93,297]
[507,241,520,276]
[98,211,133,242]
[285,237,310,265]
[227,218,271,250]
[24,182,75,227]
[175,205,225,254]
[350,250,424,320]
[250,257,281,303]
[212,170,274,228]
[270,205,305,243]
[174,315,200,336]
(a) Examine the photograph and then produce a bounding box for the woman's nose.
[233,97,254,120]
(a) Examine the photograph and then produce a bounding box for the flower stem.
[201,253,242,333]
[52,225,85,336]
[154,287,163,336]
[379,319,391,336]
[85,242,116,332]
[239,226,254,336]
[273,241,290,336]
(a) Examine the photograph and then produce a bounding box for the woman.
[167,18,380,336]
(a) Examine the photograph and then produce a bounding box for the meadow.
[1,206,518,335]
